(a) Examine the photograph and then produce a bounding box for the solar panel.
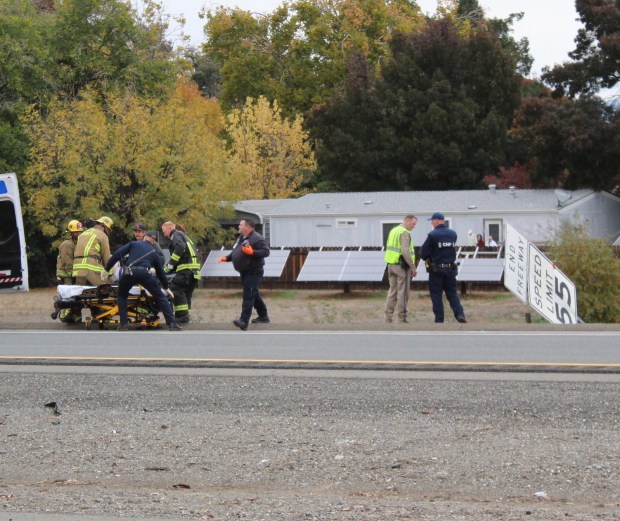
[412,259,504,282]
[200,249,290,278]
[457,258,504,282]
[412,261,429,282]
[297,251,386,282]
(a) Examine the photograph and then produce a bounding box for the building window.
[382,222,400,244]
[336,218,357,228]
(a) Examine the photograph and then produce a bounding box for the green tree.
[49,0,184,99]
[226,96,316,199]
[430,0,532,75]
[509,94,620,190]
[309,18,522,190]
[22,81,238,243]
[542,0,620,97]
[549,222,620,323]
[0,0,52,173]
[203,0,424,115]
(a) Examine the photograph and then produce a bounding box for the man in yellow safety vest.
[384,215,417,323]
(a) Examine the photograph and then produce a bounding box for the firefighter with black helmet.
[161,221,200,323]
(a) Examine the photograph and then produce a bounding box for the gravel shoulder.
[2,287,619,331]
[1,368,619,520]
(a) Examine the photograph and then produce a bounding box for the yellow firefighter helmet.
[67,220,83,233]
[95,216,114,230]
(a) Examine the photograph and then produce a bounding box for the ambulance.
[0,173,29,292]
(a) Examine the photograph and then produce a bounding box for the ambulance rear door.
[0,173,29,292]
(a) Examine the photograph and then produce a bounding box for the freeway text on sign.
[528,244,578,324]
[504,223,528,304]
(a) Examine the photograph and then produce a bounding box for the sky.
[158,0,616,98]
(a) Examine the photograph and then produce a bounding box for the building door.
[484,219,502,243]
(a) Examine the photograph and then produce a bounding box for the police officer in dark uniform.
[420,212,467,324]
[103,240,181,331]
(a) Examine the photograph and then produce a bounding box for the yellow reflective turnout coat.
[56,238,76,281]
[72,226,111,278]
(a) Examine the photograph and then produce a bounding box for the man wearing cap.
[144,231,166,265]
[73,216,113,286]
[384,215,418,323]
[420,212,467,324]
[134,223,146,241]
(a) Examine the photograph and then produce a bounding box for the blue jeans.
[428,269,464,323]
[239,270,268,324]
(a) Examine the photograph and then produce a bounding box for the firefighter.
[73,216,113,286]
[56,220,82,284]
[161,221,201,323]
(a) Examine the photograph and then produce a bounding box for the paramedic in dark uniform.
[218,218,270,331]
[102,240,181,331]
[420,212,467,324]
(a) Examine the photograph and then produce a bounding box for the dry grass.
[1,286,534,326]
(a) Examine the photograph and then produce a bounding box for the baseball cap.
[145,231,157,239]
[134,224,146,232]
[428,212,445,221]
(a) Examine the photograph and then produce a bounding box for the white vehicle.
[0,173,29,292]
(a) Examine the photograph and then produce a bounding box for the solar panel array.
[200,249,504,283]
[200,249,290,278]
[297,251,386,282]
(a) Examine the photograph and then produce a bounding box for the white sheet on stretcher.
[57,285,152,299]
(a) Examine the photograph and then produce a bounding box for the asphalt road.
[0,330,618,371]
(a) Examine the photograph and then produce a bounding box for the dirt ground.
[2,286,539,327]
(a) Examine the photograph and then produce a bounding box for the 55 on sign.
[528,244,577,324]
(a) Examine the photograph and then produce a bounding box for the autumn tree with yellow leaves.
[226,96,317,200]
[23,81,239,242]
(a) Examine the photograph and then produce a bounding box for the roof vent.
[489,184,496,193]
[509,186,516,197]
[554,189,572,208]
[364,200,373,205]
[468,205,477,210]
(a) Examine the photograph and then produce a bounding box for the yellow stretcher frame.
[54,284,164,330]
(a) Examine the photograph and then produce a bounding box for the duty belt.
[124,266,150,276]
[436,263,454,268]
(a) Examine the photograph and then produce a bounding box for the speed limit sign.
[528,244,578,324]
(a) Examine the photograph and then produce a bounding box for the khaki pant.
[384,264,410,322]
[75,270,105,287]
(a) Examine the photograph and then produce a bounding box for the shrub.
[549,223,620,323]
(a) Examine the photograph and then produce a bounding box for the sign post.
[504,223,529,304]
[527,244,578,324]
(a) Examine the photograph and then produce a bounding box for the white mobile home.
[249,188,620,248]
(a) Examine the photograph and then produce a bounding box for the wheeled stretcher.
[51,284,165,330]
